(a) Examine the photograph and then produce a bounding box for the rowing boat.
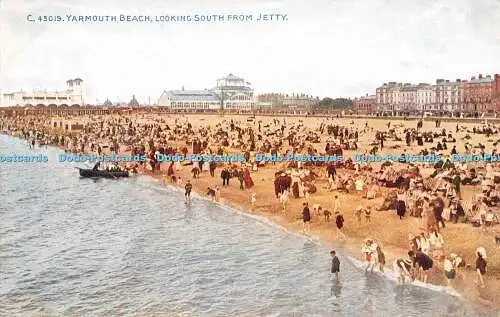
[77,168,129,178]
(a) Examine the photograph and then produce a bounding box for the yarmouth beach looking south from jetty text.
[27,13,288,23]
[2,0,500,316]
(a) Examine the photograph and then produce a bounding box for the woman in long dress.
[243,168,254,188]
[396,190,407,219]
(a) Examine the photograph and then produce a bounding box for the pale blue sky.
[1,0,499,103]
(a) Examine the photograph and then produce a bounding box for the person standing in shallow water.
[376,244,385,272]
[330,250,340,284]
[184,180,192,203]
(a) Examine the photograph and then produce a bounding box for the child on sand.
[355,206,363,224]
[364,206,372,223]
[443,256,456,286]
[251,192,256,207]
[362,239,376,272]
[214,186,220,202]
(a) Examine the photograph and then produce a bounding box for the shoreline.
[139,166,499,311]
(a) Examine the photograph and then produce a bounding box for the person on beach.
[362,239,376,272]
[251,192,256,207]
[355,206,363,224]
[209,160,216,177]
[429,230,445,261]
[333,195,340,214]
[238,169,245,190]
[409,250,433,283]
[376,244,385,272]
[330,250,340,284]
[443,256,456,286]
[243,168,254,188]
[302,202,311,233]
[279,190,289,213]
[184,180,192,203]
[418,232,431,255]
[221,167,230,186]
[393,258,414,284]
[335,211,345,239]
[364,206,372,223]
[207,187,216,200]
[450,253,465,277]
[214,186,220,202]
[432,194,446,230]
[475,248,487,288]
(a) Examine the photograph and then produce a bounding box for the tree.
[314,97,353,109]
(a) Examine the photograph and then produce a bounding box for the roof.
[211,85,253,92]
[167,90,219,101]
[469,77,493,84]
[360,95,376,100]
[217,73,243,81]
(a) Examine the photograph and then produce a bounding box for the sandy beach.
[2,112,500,310]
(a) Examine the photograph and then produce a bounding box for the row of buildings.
[0,74,319,110]
[157,74,320,110]
[354,74,500,115]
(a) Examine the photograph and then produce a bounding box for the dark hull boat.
[77,168,129,178]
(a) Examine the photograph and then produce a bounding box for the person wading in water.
[330,250,340,285]
[185,180,193,203]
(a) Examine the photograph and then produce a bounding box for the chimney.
[445,80,449,83]
[456,79,461,82]
[479,74,483,79]
[181,86,184,91]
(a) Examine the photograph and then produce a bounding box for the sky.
[1,0,500,104]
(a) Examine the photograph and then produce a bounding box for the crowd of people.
[1,112,498,291]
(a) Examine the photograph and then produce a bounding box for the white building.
[376,79,464,114]
[434,79,464,112]
[1,78,84,107]
[158,88,220,110]
[399,83,417,112]
[158,74,255,110]
[416,83,435,112]
[211,74,255,110]
[376,82,403,113]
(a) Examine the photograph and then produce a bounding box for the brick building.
[493,74,500,112]
[463,74,494,113]
[353,95,376,113]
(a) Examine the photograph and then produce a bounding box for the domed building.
[128,95,139,107]
[158,74,255,110]
[211,74,255,110]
